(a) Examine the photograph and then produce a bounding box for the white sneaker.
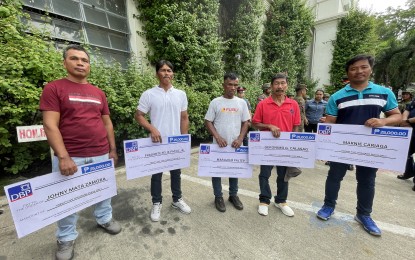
[275,202,294,217]
[171,198,191,214]
[258,203,269,216]
[150,202,162,222]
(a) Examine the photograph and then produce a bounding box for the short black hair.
[295,83,307,92]
[156,60,174,72]
[63,44,90,60]
[224,72,238,81]
[315,89,324,95]
[271,73,288,85]
[345,54,374,72]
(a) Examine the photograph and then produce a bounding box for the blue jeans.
[151,169,182,203]
[212,177,238,197]
[52,154,113,242]
[259,165,288,204]
[324,162,377,216]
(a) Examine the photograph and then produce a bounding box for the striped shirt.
[326,82,398,125]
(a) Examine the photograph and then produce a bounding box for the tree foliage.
[1,0,318,175]
[223,0,264,82]
[373,2,415,89]
[327,9,378,93]
[134,0,224,92]
[0,0,65,174]
[261,0,313,87]
[0,1,217,175]
[88,58,156,146]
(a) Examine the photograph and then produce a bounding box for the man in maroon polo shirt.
[40,44,121,260]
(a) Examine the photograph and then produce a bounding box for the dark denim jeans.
[324,162,377,216]
[151,169,182,203]
[212,177,238,197]
[258,165,288,204]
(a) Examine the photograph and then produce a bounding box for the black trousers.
[304,123,317,133]
[403,130,415,182]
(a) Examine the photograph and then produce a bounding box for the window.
[85,25,111,48]
[81,0,105,9]
[108,14,127,32]
[25,12,54,35]
[105,0,126,16]
[54,20,82,42]
[83,5,109,28]
[51,0,81,19]
[109,33,128,51]
[22,0,130,68]
[23,0,52,11]
[98,49,128,67]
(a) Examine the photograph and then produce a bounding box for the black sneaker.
[98,219,122,235]
[397,174,413,180]
[56,240,75,260]
[215,197,226,212]
[228,195,243,210]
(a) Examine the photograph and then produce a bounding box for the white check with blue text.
[315,124,412,172]
[248,131,316,168]
[198,144,252,178]
[4,159,117,238]
[124,134,191,180]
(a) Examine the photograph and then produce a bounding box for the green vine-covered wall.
[134,0,224,93]
[261,0,314,87]
[223,0,265,82]
[328,9,378,93]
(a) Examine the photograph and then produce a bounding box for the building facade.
[21,0,351,83]
[306,0,352,87]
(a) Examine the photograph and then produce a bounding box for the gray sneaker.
[56,240,75,260]
[98,219,122,235]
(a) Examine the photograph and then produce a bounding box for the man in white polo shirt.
[135,60,191,222]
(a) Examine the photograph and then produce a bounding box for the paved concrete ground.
[1,149,415,260]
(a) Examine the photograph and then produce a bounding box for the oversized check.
[4,159,117,238]
[248,131,316,168]
[124,134,191,180]
[198,144,252,178]
[315,124,412,172]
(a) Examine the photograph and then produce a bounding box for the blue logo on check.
[200,145,210,154]
[235,147,248,153]
[372,128,409,137]
[318,125,332,135]
[250,133,260,142]
[290,133,315,140]
[8,183,33,202]
[81,160,113,174]
[168,135,190,143]
[125,141,138,153]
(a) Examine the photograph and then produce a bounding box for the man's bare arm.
[42,111,77,175]
[180,110,189,134]
[134,110,162,142]
[102,115,118,165]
